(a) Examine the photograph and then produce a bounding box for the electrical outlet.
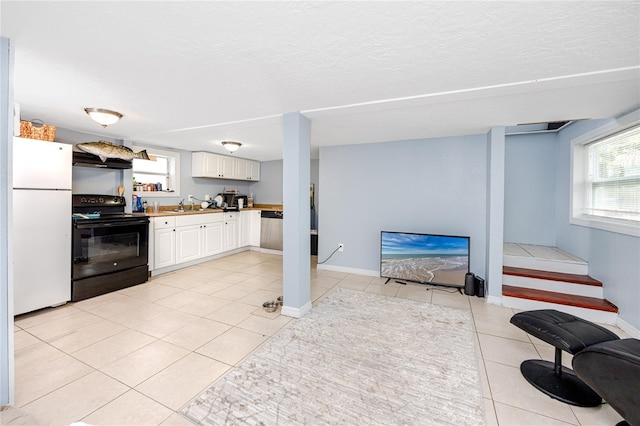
[338,243,344,252]
[188,194,193,201]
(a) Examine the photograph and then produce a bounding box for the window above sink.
[132,146,180,198]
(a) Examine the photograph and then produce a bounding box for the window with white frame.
[132,146,180,197]
[571,112,640,236]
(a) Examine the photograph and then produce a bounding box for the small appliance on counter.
[222,192,247,210]
[204,192,247,211]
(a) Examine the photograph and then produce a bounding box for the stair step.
[503,243,588,275]
[502,285,618,313]
[503,266,602,286]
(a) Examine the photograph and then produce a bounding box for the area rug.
[181,288,485,425]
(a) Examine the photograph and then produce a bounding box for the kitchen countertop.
[132,204,283,217]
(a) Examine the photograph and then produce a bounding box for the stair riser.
[503,255,588,275]
[501,296,618,325]
[503,275,603,299]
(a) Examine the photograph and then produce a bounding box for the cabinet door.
[239,212,250,247]
[220,156,237,179]
[248,160,260,181]
[224,220,238,250]
[154,228,176,269]
[202,221,224,257]
[234,158,260,181]
[176,225,202,263]
[235,158,248,180]
[204,153,222,177]
[249,210,261,246]
[192,152,223,178]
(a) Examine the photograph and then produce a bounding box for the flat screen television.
[380,231,470,287]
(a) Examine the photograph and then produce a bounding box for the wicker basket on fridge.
[20,119,56,141]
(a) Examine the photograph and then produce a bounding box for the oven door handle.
[74,219,149,228]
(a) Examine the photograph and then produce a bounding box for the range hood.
[73,151,132,169]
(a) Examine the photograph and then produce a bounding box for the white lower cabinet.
[153,211,258,273]
[176,224,202,264]
[154,217,177,269]
[223,212,238,251]
[240,210,261,247]
[203,221,224,256]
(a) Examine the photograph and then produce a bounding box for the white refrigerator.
[13,137,72,315]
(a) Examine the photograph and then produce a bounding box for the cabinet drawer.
[176,212,223,227]
[154,217,176,229]
[224,212,237,221]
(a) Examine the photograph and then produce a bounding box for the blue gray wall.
[1,35,14,406]
[39,120,640,330]
[555,119,640,330]
[248,160,283,204]
[247,158,319,228]
[315,123,639,330]
[318,136,488,278]
[504,132,558,245]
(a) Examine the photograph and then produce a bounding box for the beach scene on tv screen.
[381,232,469,285]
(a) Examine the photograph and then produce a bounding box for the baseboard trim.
[151,247,250,276]
[616,316,640,339]
[486,295,502,306]
[258,247,283,255]
[316,264,378,276]
[281,301,313,318]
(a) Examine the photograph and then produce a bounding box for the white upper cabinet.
[192,152,260,181]
[192,152,223,178]
[236,158,261,181]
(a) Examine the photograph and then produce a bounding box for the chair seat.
[510,309,619,354]
[510,309,620,407]
[573,339,640,426]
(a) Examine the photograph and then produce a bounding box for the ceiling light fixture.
[84,108,123,127]
[222,141,242,153]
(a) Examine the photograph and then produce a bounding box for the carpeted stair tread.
[502,285,618,313]
[503,266,602,286]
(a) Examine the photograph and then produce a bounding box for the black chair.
[572,338,640,426]
[510,309,620,407]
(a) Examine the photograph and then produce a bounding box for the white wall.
[318,135,488,278]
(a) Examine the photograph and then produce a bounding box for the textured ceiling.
[1,1,639,161]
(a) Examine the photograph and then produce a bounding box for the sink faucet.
[178,199,185,212]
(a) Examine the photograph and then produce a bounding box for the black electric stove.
[73,194,132,219]
[71,194,149,301]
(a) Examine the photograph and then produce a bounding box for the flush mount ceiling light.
[222,141,242,153]
[84,108,123,127]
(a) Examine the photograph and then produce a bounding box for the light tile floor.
[3,251,631,425]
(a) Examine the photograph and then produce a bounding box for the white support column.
[281,112,312,318]
[485,126,506,303]
[1,36,15,405]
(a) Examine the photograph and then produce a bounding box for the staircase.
[501,243,618,324]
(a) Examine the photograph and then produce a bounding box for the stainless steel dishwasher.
[260,210,283,250]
